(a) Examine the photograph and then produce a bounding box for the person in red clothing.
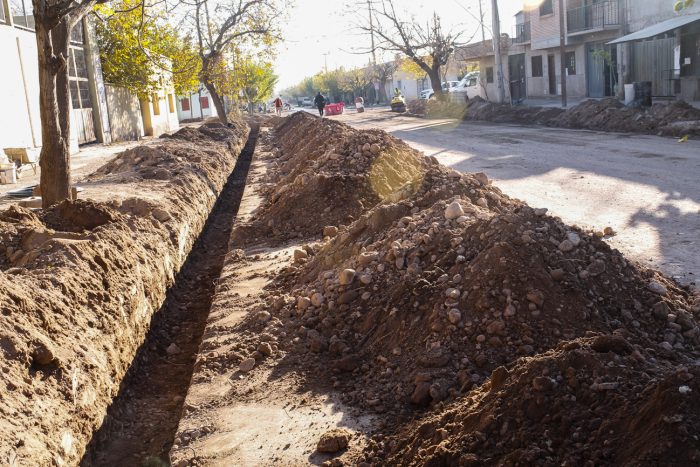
[273,96,283,116]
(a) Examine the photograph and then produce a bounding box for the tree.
[354,0,463,99]
[237,59,278,112]
[674,0,695,10]
[32,0,110,207]
[192,0,281,124]
[370,60,396,104]
[340,67,372,100]
[94,0,200,97]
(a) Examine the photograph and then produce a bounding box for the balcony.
[513,21,531,44]
[567,1,619,34]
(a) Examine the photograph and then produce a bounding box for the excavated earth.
[0,120,249,465]
[408,96,700,137]
[171,112,700,466]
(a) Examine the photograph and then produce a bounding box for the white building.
[177,87,219,121]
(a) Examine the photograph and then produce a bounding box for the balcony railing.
[567,1,619,34]
[513,21,531,44]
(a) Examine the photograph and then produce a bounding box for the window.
[565,51,576,75]
[9,0,33,29]
[152,94,161,115]
[200,96,209,109]
[67,24,92,110]
[1,0,6,23]
[486,67,494,83]
[539,0,553,16]
[168,94,175,113]
[181,98,190,111]
[531,56,543,77]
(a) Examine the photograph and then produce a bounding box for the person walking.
[314,92,326,117]
[273,96,283,116]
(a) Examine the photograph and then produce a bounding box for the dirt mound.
[236,115,700,463]
[241,112,431,241]
[0,120,249,465]
[371,339,700,466]
[411,95,700,137]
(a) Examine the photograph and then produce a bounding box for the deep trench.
[81,123,259,466]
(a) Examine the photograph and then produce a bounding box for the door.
[508,53,526,103]
[548,55,557,95]
[587,43,618,97]
[631,37,675,97]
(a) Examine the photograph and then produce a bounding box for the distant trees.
[282,67,378,104]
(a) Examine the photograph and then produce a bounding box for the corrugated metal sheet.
[608,13,700,44]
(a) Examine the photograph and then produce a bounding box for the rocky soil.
[197,112,700,466]
[409,96,700,137]
[0,121,248,465]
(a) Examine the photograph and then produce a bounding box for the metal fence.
[513,21,531,44]
[567,1,619,33]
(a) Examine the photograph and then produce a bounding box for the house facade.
[0,1,112,154]
[177,87,219,121]
[469,0,700,103]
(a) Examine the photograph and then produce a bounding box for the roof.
[608,12,700,44]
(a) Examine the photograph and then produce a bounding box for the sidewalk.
[0,139,142,203]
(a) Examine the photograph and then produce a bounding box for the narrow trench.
[81,123,259,466]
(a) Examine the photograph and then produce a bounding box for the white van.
[450,72,484,99]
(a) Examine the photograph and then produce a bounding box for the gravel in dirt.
[410,96,700,137]
[214,113,700,465]
[0,121,248,466]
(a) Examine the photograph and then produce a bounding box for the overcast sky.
[274,0,525,93]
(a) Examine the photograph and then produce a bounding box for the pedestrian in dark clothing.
[314,92,325,117]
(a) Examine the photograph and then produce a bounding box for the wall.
[105,85,143,142]
[0,23,40,150]
[141,87,179,136]
[531,0,562,50]
[177,89,218,122]
[623,0,700,33]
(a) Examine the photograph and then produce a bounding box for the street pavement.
[325,107,700,287]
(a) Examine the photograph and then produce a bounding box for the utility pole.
[322,52,330,73]
[368,0,377,66]
[478,0,486,46]
[491,0,505,104]
[558,0,567,107]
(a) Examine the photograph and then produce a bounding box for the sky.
[274,0,524,93]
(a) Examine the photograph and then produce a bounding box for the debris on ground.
[408,96,700,137]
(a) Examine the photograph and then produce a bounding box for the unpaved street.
[328,108,700,286]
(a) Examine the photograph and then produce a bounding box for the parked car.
[419,81,461,100]
[301,97,312,107]
[450,72,483,100]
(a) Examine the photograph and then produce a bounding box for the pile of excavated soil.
[411,96,700,137]
[0,121,248,465]
[231,114,699,464]
[239,112,431,242]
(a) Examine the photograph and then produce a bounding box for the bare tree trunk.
[36,18,73,208]
[428,67,443,99]
[203,81,228,124]
[379,78,388,103]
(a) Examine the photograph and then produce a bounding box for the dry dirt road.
[323,107,700,287]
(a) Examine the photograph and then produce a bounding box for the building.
[177,87,219,121]
[465,0,700,103]
[0,1,112,155]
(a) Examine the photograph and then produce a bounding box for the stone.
[534,208,548,217]
[444,201,464,220]
[604,226,615,236]
[256,310,272,322]
[411,381,432,404]
[31,341,56,366]
[558,239,574,252]
[526,290,544,307]
[473,172,489,186]
[358,251,379,266]
[359,274,372,285]
[648,280,668,296]
[293,249,308,262]
[532,376,554,392]
[587,259,606,276]
[339,269,356,285]
[297,296,311,310]
[311,292,324,307]
[257,342,273,356]
[317,429,351,453]
[476,197,488,208]
[447,308,461,324]
[166,343,181,355]
[550,268,565,281]
[370,143,381,154]
[445,288,461,300]
[566,232,581,246]
[323,226,339,237]
[152,208,171,222]
[239,357,256,372]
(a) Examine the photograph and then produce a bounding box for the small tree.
[237,59,278,112]
[192,0,281,124]
[354,0,462,99]
[32,0,110,207]
[371,60,397,104]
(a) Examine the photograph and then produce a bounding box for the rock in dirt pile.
[234,112,700,465]
[0,121,248,465]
